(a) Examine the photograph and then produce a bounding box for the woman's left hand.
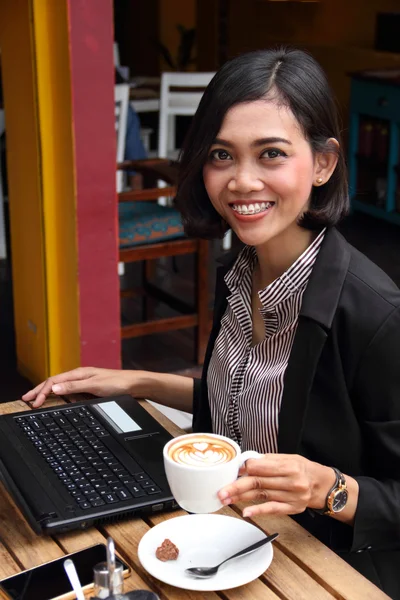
[218,453,335,518]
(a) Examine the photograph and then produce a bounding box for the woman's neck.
[254,226,317,289]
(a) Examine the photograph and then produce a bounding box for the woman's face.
[203,99,325,249]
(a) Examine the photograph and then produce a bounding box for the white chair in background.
[113,42,120,67]
[114,84,129,194]
[114,84,129,278]
[158,71,215,160]
[157,72,232,250]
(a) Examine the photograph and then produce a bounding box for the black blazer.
[193,228,400,598]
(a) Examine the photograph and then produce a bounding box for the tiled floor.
[1,211,400,403]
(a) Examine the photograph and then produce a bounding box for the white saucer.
[137,514,274,591]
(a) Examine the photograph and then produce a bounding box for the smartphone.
[0,543,130,600]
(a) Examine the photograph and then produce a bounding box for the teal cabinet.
[348,71,400,225]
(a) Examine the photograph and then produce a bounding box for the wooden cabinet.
[348,70,400,225]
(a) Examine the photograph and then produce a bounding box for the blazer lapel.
[278,319,327,453]
[278,228,351,454]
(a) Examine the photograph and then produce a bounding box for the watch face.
[332,489,348,512]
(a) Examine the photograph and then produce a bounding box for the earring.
[316,177,323,185]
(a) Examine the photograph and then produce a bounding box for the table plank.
[0,541,21,579]
[0,485,64,569]
[233,504,390,600]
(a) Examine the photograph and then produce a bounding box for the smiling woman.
[22,47,400,600]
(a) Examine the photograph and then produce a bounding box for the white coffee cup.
[163,432,262,514]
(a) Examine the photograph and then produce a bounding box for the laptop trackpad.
[124,432,171,480]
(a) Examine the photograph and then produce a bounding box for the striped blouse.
[207,229,326,454]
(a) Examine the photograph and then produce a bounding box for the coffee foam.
[168,435,236,467]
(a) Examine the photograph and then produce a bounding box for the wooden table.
[0,397,390,600]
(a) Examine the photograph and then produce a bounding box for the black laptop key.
[83,452,98,461]
[72,475,87,484]
[141,479,155,488]
[117,489,132,501]
[111,465,125,474]
[125,483,146,497]
[79,501,91,509]
[146,486,161,495]
[120,476,136,485]
[134,473,146,481]
[87,493,102,502]
[91,499,106,507]
[65,414,81,426]
[110,482,124,491]
[90,441,106,450]
[92,480,107,490]
[83,467,96,476]
[83,417,100,428]
[103,493,118,504]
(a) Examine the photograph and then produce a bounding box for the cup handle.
[239,451,263,466]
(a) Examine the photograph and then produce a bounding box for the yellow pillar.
[0,0,80,383]
[31,0,80,376]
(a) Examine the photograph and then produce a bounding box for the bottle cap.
[93,560,124,598]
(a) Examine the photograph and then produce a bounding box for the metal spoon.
[63,558,85,600]
[107,536,116,595]
[185,532,279,578]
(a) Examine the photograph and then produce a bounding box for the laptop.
[0,396,179,534]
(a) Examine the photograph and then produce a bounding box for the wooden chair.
[117,158,210,365]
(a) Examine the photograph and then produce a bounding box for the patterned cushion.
[119,201,185,248]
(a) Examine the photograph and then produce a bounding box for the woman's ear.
[313,138,339,187]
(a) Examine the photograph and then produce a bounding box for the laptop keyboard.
[15,406,162,511]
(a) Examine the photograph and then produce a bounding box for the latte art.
[168,435,236,467]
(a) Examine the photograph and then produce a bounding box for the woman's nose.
[227,165,264,193]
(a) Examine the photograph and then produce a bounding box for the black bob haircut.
[175,47,349,239]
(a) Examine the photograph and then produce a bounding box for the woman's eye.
[262,148,286,159]
[210,149,232,161]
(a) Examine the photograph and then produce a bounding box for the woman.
[23,48,400,597]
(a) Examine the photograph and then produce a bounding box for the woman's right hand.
[21,367,139,408]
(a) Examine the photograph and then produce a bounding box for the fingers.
[243,502,294,518]
[220,475,296,502]
[22,368,96,408]
[220,487,295,506]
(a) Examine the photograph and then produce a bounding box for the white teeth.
[232,202,273,215]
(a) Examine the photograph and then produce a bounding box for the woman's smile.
[229,200,275,221]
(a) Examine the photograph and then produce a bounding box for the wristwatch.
[314,467,348,516]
